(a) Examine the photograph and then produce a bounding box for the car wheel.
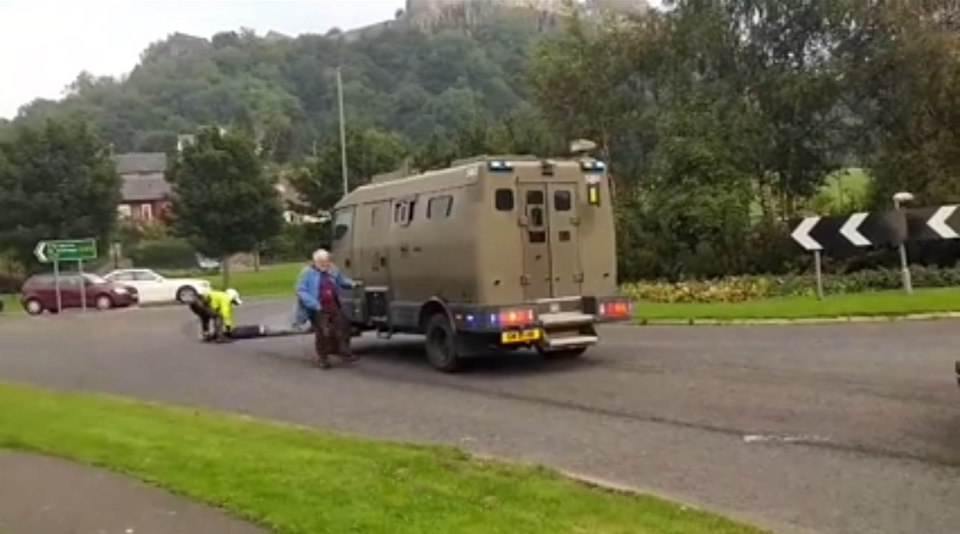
[424,313,462,373]
[95,295,113,311]
[176,286,198,303]
[24,298,43,316]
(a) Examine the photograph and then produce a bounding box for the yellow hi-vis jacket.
[206,290,235,328]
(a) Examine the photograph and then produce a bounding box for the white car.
[102,268,211,305]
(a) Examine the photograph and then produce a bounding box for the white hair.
[312,248,330,262]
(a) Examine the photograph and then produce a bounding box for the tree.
[168,126,283,286]
[0,119,120,269]
[292,126,409,213]
[837,0,960,207]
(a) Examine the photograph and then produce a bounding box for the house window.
[427,195,453,219]
[117,205,132,218]
[494,189,514,211]
[141,203,153,220]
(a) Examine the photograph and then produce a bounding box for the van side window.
[394,199,416,226]
[495,189,514,211]
[333,209,353,243]
[526,190,544,205]
[428,195,453,219]
[554,190,572,211]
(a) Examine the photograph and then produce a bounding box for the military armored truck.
[328,150,633,371]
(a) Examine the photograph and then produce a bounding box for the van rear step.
[542,335,598,350]
[539,312,595,328]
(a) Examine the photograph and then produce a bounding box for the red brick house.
[114,153,172,222]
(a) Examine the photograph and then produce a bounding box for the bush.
[621,266,960,303]
[0,252,26,294]
[129,238,197,269]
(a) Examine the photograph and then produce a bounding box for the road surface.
[0,300,957,534]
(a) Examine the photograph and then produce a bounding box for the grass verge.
[201,262,304,298]
[636,287,960,322]
[0,294,21,316]
[0,382,763,534]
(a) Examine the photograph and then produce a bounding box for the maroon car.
[20,273,139,315]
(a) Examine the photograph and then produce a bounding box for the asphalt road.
[0,300,958,534]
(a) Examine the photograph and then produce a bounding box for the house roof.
[121,173,172,202]
[114,153,167,175]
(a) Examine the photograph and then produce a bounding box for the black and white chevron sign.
[790,211,906,252]
[906,205,960,241]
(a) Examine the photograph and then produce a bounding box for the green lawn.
[0,294,20,316]
[0,382,762,534]
[202,262,305,297]
[636,287,960,322]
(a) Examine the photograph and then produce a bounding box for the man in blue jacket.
[296,248,359,369]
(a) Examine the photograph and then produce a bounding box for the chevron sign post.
[790,211,907,299]
[790,211,906,252]
[905,205,960,242]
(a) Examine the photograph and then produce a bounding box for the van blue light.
[580,160,606,173]
[488,161,513,172]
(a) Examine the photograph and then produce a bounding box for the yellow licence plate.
[501,329,541,344]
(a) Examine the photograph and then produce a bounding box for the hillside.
[8,10,558,162]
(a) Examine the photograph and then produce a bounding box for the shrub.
[0,252,26,294]
[621,266,960,303]
[129,238,197,269]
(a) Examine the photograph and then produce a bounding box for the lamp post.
[893,191,914,294]
[337,66,348,197]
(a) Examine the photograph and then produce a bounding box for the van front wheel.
[425,314,461,373]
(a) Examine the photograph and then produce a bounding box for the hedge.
[620,266,960,303]
[129,238,198,269]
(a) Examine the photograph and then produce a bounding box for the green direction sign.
[34,239,98,263]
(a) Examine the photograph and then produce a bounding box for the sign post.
[790,211,906,299]
[790,216,825,299]
[34,239,98,313]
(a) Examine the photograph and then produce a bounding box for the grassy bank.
[636,287,960,322]
[0,382,762,534]
[0,294,20,316]
[201,262,304,297]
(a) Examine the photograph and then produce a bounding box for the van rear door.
[545,182,582,297]
[518,185,551,300]
[518,181,582,299]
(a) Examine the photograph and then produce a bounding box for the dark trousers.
[190,300,223,339]
[310,306,350,363]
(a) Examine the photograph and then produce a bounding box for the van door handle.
[413,246,422,252]
[400,245,409,254]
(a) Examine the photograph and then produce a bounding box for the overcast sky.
[0,0,405,118]
[0,0,660,119]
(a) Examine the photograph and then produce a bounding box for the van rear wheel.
[425,314,461,372]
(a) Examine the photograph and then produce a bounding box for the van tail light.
[494,308,536,328]
[599,299,632,319]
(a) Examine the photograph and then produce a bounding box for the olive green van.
[329,151,633,371]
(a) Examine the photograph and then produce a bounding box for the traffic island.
[0,381,766,534]
[633,288,960,325]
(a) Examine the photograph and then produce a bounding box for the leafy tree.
[10,14,550,159]
[168,126,283,286]
[291,126,409,214]
[837,0,960,207]
[0,119,120,269]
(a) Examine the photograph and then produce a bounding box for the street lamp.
[893,191,915,294]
